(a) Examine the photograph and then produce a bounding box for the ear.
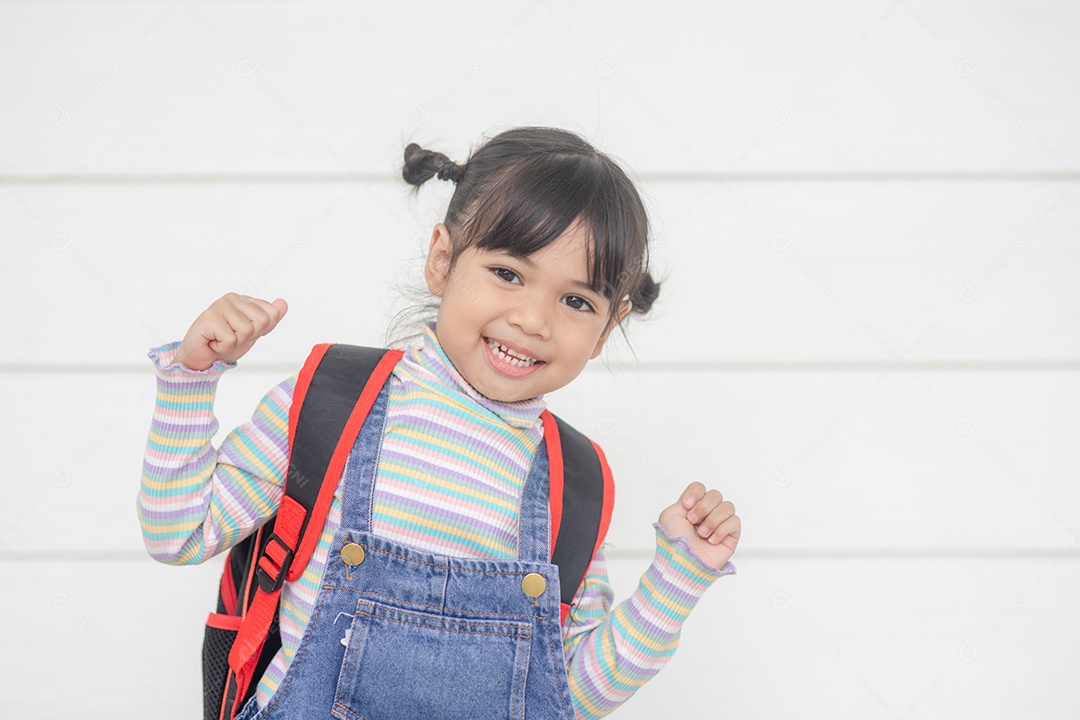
[424,223,453,296]
[589,297,632,359]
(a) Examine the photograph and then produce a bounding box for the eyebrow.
[496,251,601,296]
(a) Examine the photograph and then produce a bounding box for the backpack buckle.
[256,533,294,593]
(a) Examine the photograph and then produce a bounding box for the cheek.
[451,271,489,304]
[569,329,602,359]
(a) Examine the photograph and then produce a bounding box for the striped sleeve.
[561,522,737,719]
[137,340,298,565]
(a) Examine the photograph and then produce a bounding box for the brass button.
[521,573,546,598]
[340,543,365,566]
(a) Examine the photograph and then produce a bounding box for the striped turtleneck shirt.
[137,320,735,719]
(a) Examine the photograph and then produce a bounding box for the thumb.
[272,297,289,317]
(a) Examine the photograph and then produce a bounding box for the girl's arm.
[560,523,736,720]
[136,340,298,565]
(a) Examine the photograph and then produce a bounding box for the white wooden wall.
[2,1,1077,717]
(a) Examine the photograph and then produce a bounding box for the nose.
[506,293,552,340]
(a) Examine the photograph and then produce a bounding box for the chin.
[482,386,529,403]
[483,380,536,404]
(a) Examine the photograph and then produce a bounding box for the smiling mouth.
[484,337,544,367]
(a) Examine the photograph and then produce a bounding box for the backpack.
[201,342,616,720]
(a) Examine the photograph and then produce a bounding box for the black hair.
[390,126,662,348]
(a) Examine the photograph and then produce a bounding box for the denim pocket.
[332,599,531,720]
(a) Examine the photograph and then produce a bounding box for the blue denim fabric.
[235,382,576,720]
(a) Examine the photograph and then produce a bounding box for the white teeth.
[486,337,540,366]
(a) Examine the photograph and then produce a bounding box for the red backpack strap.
[540,410,615,625]
[226,343,402,717]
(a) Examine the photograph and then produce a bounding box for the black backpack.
[201,343,615,720]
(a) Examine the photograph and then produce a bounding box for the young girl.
[138,126,741,720]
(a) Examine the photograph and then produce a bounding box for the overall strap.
[541,410,615,624]
[226,343,403,717]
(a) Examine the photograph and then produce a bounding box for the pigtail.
[630,271,661,315]
[402,143,465,189]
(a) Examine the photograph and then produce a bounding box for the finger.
[686,489,723,525]
[690,494,729,534]
[698,501,736,538]
[199,305,242,353]
[203,321,235,354]
[217,303,259,347]
[236,295,285,336]
[686,489,726,538]
[706,514,741,545]
[681,482,707,510]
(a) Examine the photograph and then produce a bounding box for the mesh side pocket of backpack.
[201,525,267,719]
[203,613,242,720]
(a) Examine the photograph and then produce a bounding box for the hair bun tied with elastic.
[402,142,464,187]
[436,159,459,182]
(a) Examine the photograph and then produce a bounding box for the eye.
[563,295,594,313]
[491,267,521,284]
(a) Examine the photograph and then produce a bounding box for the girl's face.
[425,221,631,403]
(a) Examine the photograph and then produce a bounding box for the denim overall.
[234,381,578,720]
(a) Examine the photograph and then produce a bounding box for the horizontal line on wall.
[596,360,1080,372]
[2,360,1079,374]
[1,171,1079,185]
[607,547,1080,560]
[3,548,1079,562]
